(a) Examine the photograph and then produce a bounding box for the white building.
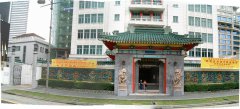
[69,0,224,63]
[8,33,49,65]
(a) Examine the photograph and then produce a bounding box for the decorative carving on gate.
[13,65,22,85]
[173,69,182,88]
[118,68,127,85]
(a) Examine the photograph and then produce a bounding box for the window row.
[219,40,232,44]
[188,32,213,43]
[219,51,232,56]
[188,4,212,14]
[217,16,232,22]
[79,1,104,9]
[78,29,103,39]
[188,16,212,28]
[219,45,232,50]
[188,48,213,57]
[219,34,231,39]
[77,45,102,55]
[79,14,104,24]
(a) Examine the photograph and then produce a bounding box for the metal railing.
[131,17,162,22]
[131,1,162,5]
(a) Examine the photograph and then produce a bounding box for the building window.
[90,45,96,54]
[227,51,232,55]
[84,29,90,39]
[188,4,194,12]
[202,48,207,57]
[173,4,178,8]
[195,32,201,38]
[222,17,227,22]
[92,1,98,8]
[85,14,90,23]
[115,1,120,6]
[189,32,194,38]
[189,48,194,57]
[195,4,200,12]
[173,16,178,23]
[226,40,231,44]
[217,16,221,21]
[207,5,212,14]
[79,1,84,9]
[207,19,212,28]
[98,2,104,8]
[97,29,103,38]
[85,1,91,8]
[201,18,206,27]
[220,34,225,39]
[202,33,207,43]
[77,45,82,54]
[208,34,213,43]
[16,46,20,51]
[83,45,89,54]
[220,45,226,50]
[79,15,84,24]
[201,5,206,13]
[91,14,97,23]
[96,45,102,55]
[78,30,83,39]
[98,14,103,23]
[196,48,201,57]
[188,16,194,26]
[114,14,120,21]
[195,17,200,27]
[226,46,231,50]
[208,49,213,57]
[91,29,96,39]
[227,18,232,22]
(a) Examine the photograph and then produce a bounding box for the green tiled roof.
[99,32,201,45]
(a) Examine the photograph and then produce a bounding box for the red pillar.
[140,11,143,20]
[164,58,167,94]
[160,12,163,21]
[132,58,135,93]
[130,11,133,18]
[150,11,153,20]
[150,0,153,4]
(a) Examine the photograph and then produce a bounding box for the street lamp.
[37,0,53,90]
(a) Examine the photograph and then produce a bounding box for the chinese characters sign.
[51,59,97,68]
[201,58,239,69]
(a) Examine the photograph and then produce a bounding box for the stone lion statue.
[173,69,182,87]
[118,68,127,84]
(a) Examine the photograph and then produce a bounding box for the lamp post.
[37,0,53,90]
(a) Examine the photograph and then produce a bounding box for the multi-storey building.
[70,0,239,63]
[7,33,49,65]
[217,6,240,58]
[51,0,73,59]
[8,1,29,42]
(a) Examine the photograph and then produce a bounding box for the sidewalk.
[2,85,239,100]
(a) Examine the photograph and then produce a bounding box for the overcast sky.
[1,0,240,43]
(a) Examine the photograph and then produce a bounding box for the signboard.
[51,59,97,68]
[201,58,240,69]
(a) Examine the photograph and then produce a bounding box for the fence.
[184,71,239,84]
[41,67,114,82]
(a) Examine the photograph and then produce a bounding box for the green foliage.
[38,79,114,91]
[184,83,239,92]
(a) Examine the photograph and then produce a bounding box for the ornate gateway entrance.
[99,27,201,96]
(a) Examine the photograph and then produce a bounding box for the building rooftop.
[13,33,45,40]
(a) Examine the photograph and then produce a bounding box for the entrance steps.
[130,90,170,96]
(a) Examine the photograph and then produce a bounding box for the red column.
[150,11,153,20]
[130,11,133,18]
[150,0,153,4]
[160,12,163,21]
[164,58,167,94]
[132,58,135,93]
[140,11,143,20]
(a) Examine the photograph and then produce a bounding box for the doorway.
[137,58,164,93]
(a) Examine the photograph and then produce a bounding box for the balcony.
[129,16,164,26]
[129,1,164,11]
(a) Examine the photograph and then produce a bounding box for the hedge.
[38,79,114,91]
[184,83,239,92]
[38,79,238,92]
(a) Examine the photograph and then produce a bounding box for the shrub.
[38,79,114,91]
[184,83,239,92]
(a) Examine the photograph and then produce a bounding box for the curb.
[1,99,18,104]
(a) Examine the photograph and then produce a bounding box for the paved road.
[1,93,67,105]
